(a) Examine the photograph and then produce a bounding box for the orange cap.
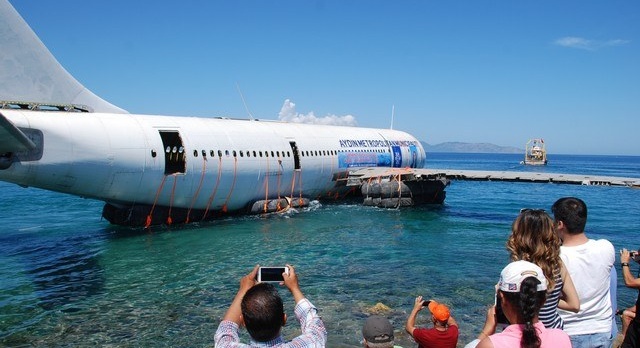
[428,301,450,322]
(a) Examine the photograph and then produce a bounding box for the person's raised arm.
[283,264,304,303]
[222,265,259,324]
[474,306,497,348]
[621,249,640,289]
[558,261,580,312]
[405,296,426,336]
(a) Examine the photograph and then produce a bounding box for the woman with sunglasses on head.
[506,209,580,329]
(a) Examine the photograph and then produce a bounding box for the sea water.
[0,153,639,347]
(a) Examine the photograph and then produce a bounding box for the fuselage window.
[259,151,263,157]
[202,150,206,157]
[270,151,274,157]
[218,150,222,157]
[193,150,198,157]
[265,151,269,158]
[225,150,230,156]
[210,150,214,157]
[233,150,237,157]
[276,151,280,157]
[287,151,291,157]
[253,151,257,157]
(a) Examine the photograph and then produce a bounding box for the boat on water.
[521,138,547,165]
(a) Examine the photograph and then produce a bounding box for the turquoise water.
[1,153,639,347]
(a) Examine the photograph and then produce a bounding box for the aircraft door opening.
[289,141,301,170]
[159,130,186,175]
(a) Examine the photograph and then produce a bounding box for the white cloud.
[554,36,630,51]
[277,99,358,126]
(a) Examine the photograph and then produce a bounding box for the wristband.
[621,263,629,267]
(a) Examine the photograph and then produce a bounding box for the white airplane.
[0,0,447,227]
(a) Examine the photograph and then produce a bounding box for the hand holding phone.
[257,266,289,283]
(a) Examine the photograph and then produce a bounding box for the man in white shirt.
[552,197,615,348]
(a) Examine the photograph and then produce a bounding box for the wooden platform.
[345,167,640,188]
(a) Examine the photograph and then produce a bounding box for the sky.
[10,0,640,155]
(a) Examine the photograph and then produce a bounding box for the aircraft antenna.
[236,82,255,120]
[390,105,395,130]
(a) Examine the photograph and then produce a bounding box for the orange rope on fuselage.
[221,156,238,213]
[202,156,223,221]
[166,174,178,225]
[145,175,168,228]
[276,158,283,211]
[186,156,207,224]
[263,155,270,213]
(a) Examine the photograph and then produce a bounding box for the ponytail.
[519,277,543,348]
[502,277,546,348]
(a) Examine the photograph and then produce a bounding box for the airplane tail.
[0,0,127,113]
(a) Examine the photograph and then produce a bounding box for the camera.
[257,266,289,283]
[495,293,509,325]
[422,300,431,307]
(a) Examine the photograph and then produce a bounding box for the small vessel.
[521,138,548,165]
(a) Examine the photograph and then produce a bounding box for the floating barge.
[344,167,639,208]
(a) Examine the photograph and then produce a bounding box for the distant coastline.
[421,141,522,154]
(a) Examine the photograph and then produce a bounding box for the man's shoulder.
[590,238,615,254]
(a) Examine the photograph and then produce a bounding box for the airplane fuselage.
[0,109,427,225]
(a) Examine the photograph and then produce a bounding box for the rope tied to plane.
[166,174,178,225]
[145,175,168,228]
[221,156,238,213]
[185,155,207,224]
[201,155,223,221]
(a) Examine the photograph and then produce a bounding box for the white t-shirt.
[559,238,615,336]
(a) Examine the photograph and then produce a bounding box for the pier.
[345,167,640,189]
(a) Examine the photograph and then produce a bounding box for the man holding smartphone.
[405,296,458,348]
[620,249,640,347]
[214,264,327,347]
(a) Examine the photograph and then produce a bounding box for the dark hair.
[241,283,284,342]
[501,277,546,348]
[551,197,587,234]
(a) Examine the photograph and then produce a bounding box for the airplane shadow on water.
[12,230,108,312]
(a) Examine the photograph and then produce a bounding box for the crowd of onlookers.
[212,197,639,348]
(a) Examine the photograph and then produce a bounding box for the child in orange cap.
[405,296,459,348]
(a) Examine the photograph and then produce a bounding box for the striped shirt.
[214,298,327,347]
[538,269,564,329]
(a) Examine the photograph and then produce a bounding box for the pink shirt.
[488,322,570,348]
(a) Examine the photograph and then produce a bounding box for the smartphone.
[495,293,509,325]
[422,300,431,307]
[257,267,288,283]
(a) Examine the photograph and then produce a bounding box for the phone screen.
[495,293,509,325]
[259,267,286,282]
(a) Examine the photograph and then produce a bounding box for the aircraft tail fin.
[0,0,127,113]
[0,112,36,153]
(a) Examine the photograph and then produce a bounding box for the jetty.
[345,167,640,189]
[425,169,640,187]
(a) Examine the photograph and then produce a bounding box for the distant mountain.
[421,141,522,154]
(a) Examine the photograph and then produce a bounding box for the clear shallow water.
[1,153,639,347]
